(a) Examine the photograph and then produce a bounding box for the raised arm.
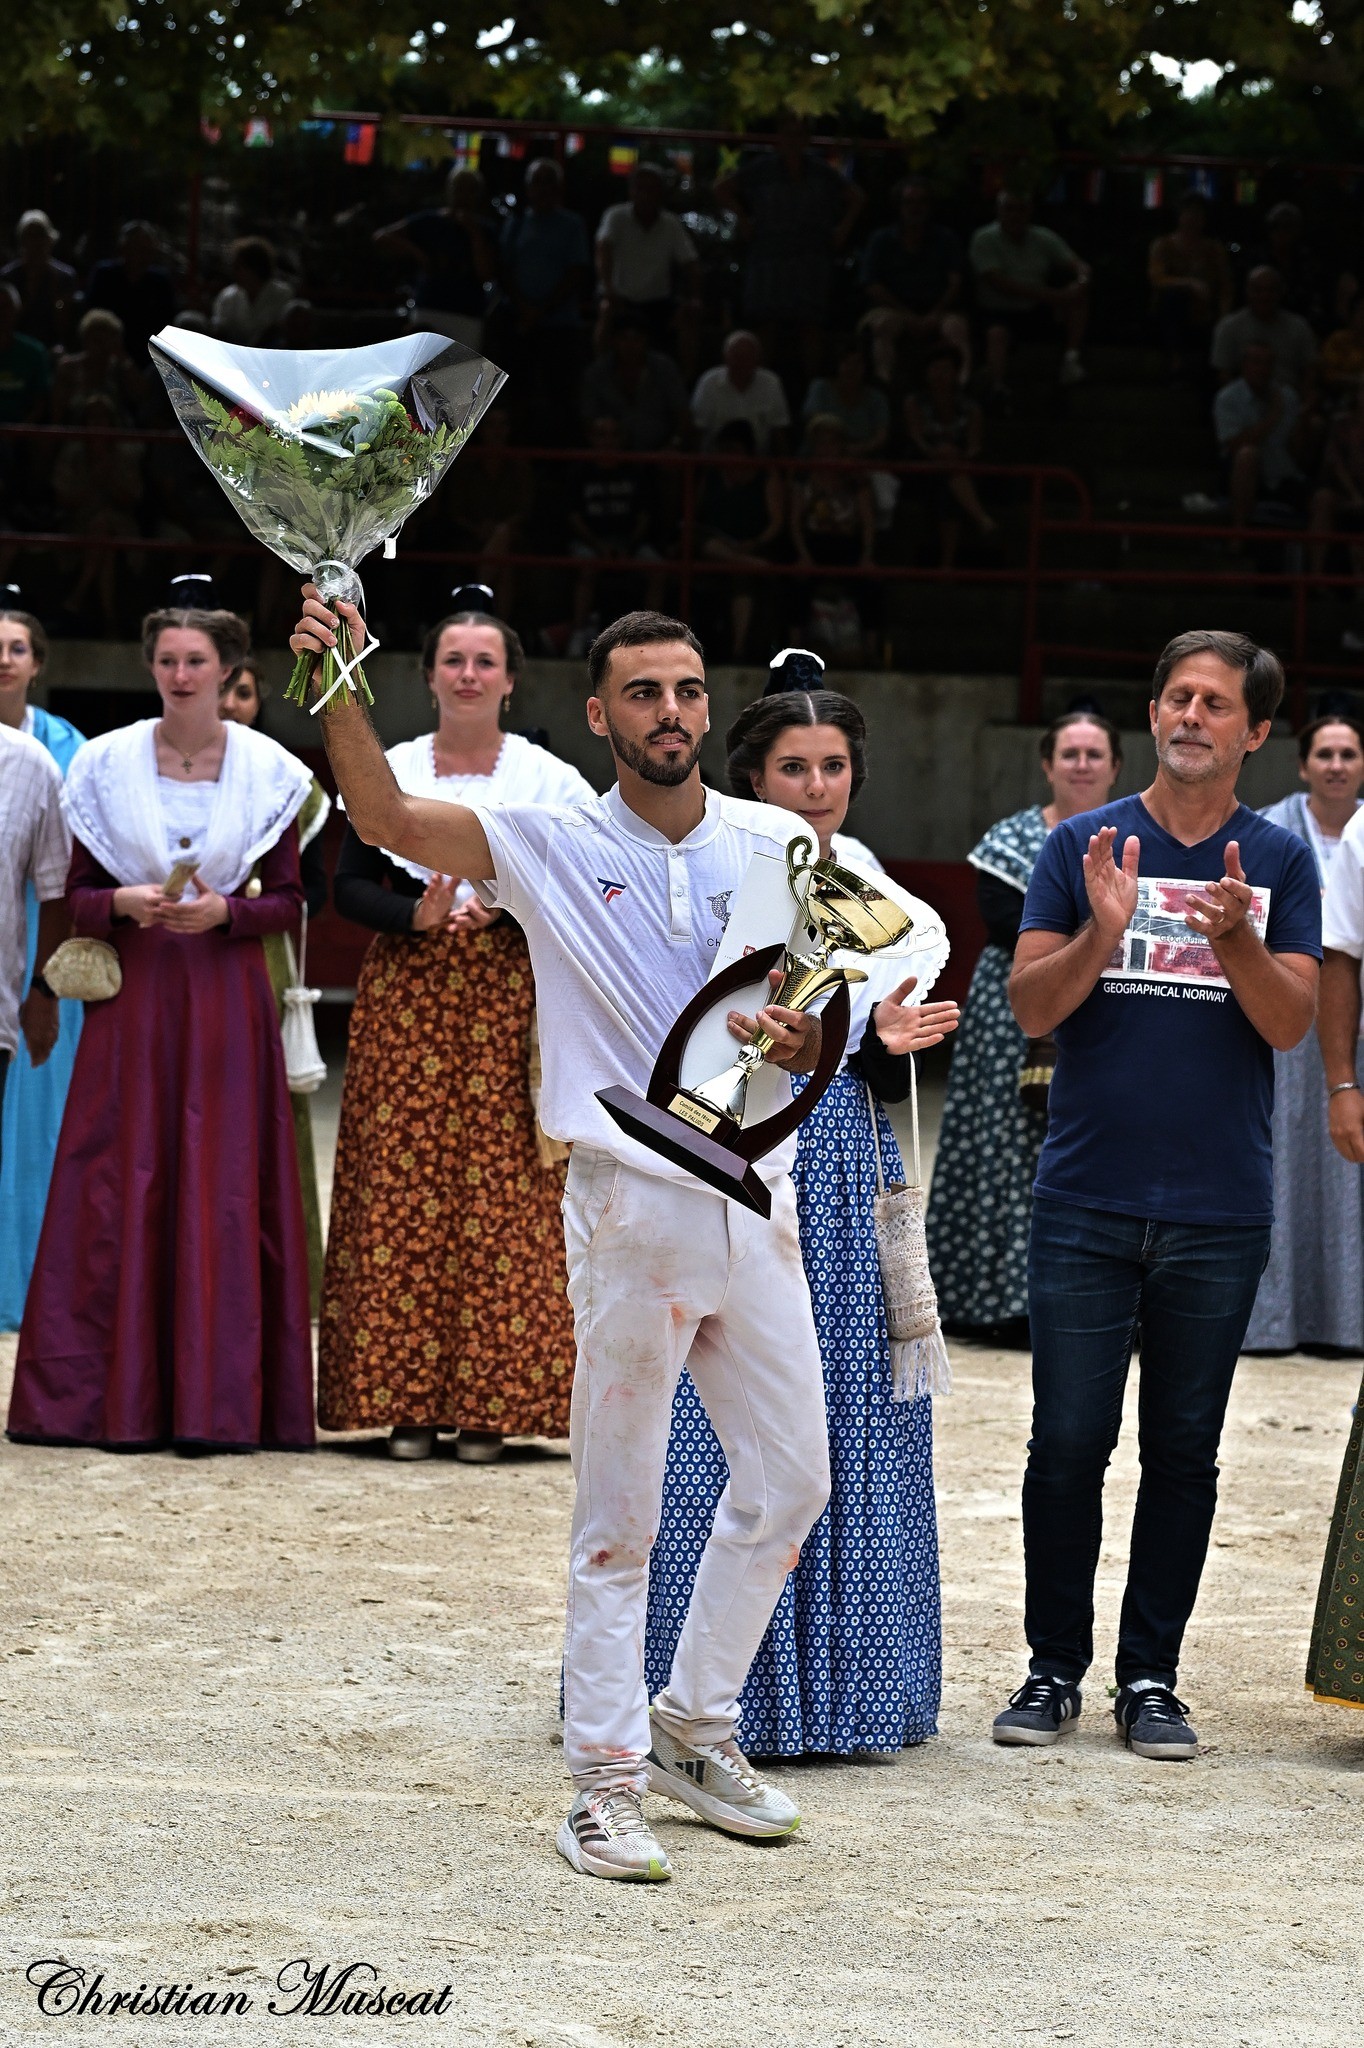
[1185,841,1316,1051]
[289,586,495,882]
[1009,826,1138,1037]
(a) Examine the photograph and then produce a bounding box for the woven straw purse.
[866,1058,951,1401]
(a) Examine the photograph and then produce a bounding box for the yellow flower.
[283,389,363,431]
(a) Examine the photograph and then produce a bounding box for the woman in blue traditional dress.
[1245,715,1364,1352]
[645,680,960,1757]
[925,713,1122,1344]
[0,608,84,1329]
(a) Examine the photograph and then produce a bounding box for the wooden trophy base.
[596,1086,774,1217]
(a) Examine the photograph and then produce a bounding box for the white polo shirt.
[1323,805,1364,1019]
[474,783,805,1185]
[596,203,697,303]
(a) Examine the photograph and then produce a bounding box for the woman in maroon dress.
[8,607,316,1452]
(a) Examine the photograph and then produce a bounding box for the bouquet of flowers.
[150,327,507,709]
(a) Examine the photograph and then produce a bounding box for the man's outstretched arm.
[290,587,494,882]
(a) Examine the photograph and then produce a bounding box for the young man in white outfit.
[290,595,833,1883]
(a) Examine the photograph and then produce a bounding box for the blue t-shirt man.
[1021,792,1321,1226]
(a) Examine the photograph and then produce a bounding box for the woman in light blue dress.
[0,608,84,1329]
[645,681,958,1756]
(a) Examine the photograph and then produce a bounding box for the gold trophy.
[598,836,914,1217]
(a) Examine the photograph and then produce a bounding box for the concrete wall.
[38,644,1309,864]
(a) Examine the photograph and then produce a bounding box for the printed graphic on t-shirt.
[1101,878,1270,994]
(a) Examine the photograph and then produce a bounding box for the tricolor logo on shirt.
[597,876,628,905]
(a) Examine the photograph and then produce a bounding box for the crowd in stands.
[2,138,1364,664]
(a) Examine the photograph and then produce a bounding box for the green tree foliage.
[7,0,1360,155]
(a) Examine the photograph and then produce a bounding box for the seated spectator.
[1213,340,1306,528]
[904,345,997,565]
[714,113,864,383]
[858,180,970,386]
[0,283,51,425]
[211,237,295,345]
[1147,196,1234,372]
[1310,385,1364,609]
[970,190,1090,394]
[595,163,701,375]
[51,309,144,425]
[802,342,889,458]
[691,329,791,453]
[372,167,496,346]
[1211,267,1318,391]
[278,297,318,348]
[1319,299,1364,405]
[791,414,874,589]
[1249,201,1323,328]
[0,210,78,351]
[695,418,786,662]
[566,415,663,648]
[432,405,533,621]
[497,158,592,441]
[579,314,688,450]
[85,221,178,361]
[51,391,144,632]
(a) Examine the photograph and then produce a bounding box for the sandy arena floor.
[0,1325,1358,2047]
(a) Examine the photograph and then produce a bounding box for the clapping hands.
[1083,827,1140,943]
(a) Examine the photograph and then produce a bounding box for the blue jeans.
[1024,1195,1270,1689]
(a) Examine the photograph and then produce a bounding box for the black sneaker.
[991,1674,1082,1746]
[1114,1684,1198,1760]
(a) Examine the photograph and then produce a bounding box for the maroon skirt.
[8,920,315,1450]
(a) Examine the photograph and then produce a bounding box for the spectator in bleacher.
[791,415,876,661]
[52,391,144,633]
[695,418,786,662]
[1147,196,1234,375]
[969,190,1090,396]
[0,284,50,425]
[595,163,702,376]
[1310,385,1364,628]
[715,115,864,383]
[211,237,296,346]
[52,309,144,426]
[858,180,970,387]
[0,211,78,352]
[1249,201,1324,328]
[566,415,664,650]
[434,405,533,622]
[691,329,791,453]
[85,221,177,362]
[1211,267,1318,391]
[497,158,591,442]
[802,340,889,458]
[1319,298,1364,406]
[1213,339,1306,529]
[904,345,997,566]
[372,167,496,347]
[579,313,689,451]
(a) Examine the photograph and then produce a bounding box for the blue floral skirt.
[644,1067,942,1754]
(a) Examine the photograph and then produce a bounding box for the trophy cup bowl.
[597,837,915,1216]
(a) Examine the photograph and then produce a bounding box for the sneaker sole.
[554,1817,671,1882]
[991,1718,1078,1747]
[646,1761,800,1839]
[1123,1735,1197,1760]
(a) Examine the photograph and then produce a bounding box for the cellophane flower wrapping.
[150,327,507,707]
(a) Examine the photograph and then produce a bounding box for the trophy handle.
[729,980,851,1162]
[646,944,787,1112]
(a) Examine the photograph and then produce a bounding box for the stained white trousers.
[560,1148,831,1793]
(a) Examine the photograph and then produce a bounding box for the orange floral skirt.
[317,919,574,1435]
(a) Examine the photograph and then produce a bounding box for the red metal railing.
[4,421,1362,720]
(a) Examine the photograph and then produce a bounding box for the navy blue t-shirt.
[1020,794,1322,1225]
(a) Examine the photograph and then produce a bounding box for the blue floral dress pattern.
[645,1067,942,1755]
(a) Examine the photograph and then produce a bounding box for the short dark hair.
[1040,708,1123,767]
[1298,712,1364,762]
[230,235,275,281]
[421,610,524,681]
[1152,630,1285,726]
[726,687,868,804]
[587,610,703,692]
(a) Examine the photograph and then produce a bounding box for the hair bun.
[764,647,826,696]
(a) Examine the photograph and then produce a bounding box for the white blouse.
[156,776,218,869]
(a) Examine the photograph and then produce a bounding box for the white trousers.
[561,1149,831,1794]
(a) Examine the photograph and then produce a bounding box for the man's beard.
[1156,729,1236,784]
[604,711,705,787]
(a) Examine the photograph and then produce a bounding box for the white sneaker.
[646,1711,801,1839]
[555,1788,672,1882]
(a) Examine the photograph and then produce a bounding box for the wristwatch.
[1328,1081,1360,1097]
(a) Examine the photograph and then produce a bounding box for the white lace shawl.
[62,718,313,894]
[377,730,596,883]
